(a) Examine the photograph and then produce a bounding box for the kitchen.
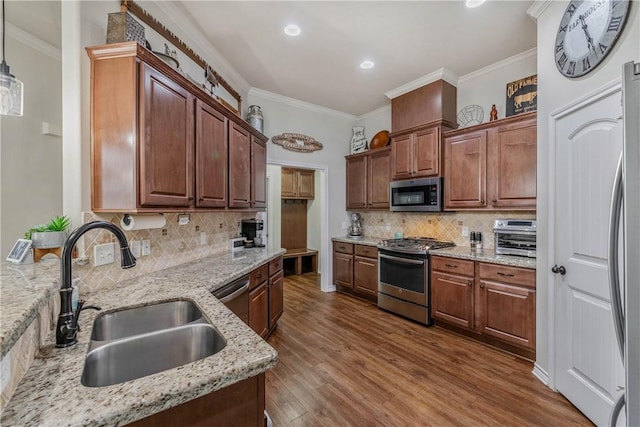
[1,1,638,426]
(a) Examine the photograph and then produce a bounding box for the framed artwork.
[6,239,33,264]
[506,75,537,117]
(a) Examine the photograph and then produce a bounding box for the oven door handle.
[379,253,425,265]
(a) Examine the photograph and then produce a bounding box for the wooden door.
[478,280,535,349]
[195,100,227,208]
[249,281,269,338]
[414,127,440,177]
[269,270,284,327]
[444,130,487,209]
[354,256,378,297]
[228,123,251,208]
[297,169,315,199]
[391,133,413,179]
[367,148,390,209]
[281,168,297,198]
[554,88,625,425]
[489,118,537,208]
[139,63,194,207]
[346,155,367,210]
[251,137,266,208]
[332,252,353,288]
[431,271,474,329]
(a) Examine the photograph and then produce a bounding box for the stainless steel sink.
[90,300,205,341]
[81,299,226,387]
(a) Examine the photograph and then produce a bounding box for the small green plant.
[24,215,71,240]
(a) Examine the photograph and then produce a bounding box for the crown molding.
[357,104,391,121]
[248,87,357,121]
[458,48,537,85]
[384,68,459,100]
[6,23,61,61]
[153,1,251,97]
[527,0,553,20]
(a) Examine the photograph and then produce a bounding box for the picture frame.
[6,239,33,264]
[506,74,537,117]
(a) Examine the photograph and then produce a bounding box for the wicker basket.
[106,12,145,45]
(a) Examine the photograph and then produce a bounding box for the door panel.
[391,134,413,179]
[196,100,227,208]
[368,149,390,208]
[415,127,439,177]
[228,123,251,208]
[346,156,367,210]
[444,131,486,208]
[251,138,266,208]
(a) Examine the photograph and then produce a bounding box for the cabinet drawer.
[250,264,269,289]
[355,244,378,258]
[431,256,474,277]
[479,263,535,288]
[269,256,283,276]
[333,241,354,254]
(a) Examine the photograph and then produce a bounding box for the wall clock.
[555,0,630,78]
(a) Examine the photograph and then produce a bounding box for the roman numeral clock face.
[555,0,630,78]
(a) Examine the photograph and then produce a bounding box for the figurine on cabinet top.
[489,104,498,121]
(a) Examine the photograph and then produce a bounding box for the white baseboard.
[532,363,549,386]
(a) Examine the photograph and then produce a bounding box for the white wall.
[266,164,282,250]
[535,1,640,384]
[1,28,62,257]
[356,105,392,140]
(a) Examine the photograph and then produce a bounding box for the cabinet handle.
[469,281,473,287]
[199,198,204,202]
[481,199,485,204]
[492,199,497,203]
[497,272,515,277]
[445,264,458,268]
[479,283,484,288]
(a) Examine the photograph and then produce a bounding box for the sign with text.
[506,75,537,117]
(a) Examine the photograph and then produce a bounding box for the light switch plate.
[142,240,151,256]
[94,243,115,266]
[200,232,207,245]
[130,240,141,258]
[462,226,469,237]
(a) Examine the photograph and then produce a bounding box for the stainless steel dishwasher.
[212,275,249,324]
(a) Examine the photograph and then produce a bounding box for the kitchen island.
[0,247,283,426]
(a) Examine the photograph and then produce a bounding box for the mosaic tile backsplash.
[358,211,536,248]
[74,212,255,291]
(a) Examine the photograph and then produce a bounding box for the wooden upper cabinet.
[196,100,227,208]
[251,137,267,208]
[391,80,457,133]
[414,127,440,177]
[368,148,391,209]
[139,64,194,207]
[346,155,367,210]
[281,168,314,199]
[281,168,297,198]
[444,130,487,209]
[297,169,315,199]
[391,133,413,179]
[229,123,251,208]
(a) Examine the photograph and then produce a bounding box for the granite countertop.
[429,246,537,270]
[1,247,284,426]
[332,235,385,247]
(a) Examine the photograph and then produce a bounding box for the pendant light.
[0,0,23,116]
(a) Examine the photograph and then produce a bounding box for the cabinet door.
[354,256,378,297]
[489,119,537,208]
[367,148,390,209]
[297,169,315,199]
[139,63,194,207]
[195,100,227,208]
[391,133,414,179]
[281,168,297,198]
[414,127,440,177]
[444,131,487,209]
[431,271,474,329]
[249,281,269,338]
[479,280,536,349]
[346,155,367,210]
[251,137,267,208]
[269,270,284,327]
[332,252,353,288]
[228,123,251,208]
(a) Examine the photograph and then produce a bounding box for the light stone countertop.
[429,246,537,270]
[331,235,385,247]
[0,247,284,426]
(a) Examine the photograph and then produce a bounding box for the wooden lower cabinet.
[332,242,354,288]
[333,241,378,301]
[130,373,265,426]
[248,257,284,339]
[353,256,378,297]
[249,281,269,338]
[269,270,284,328]
[430,256,536,358]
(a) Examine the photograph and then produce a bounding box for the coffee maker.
[241,219,264,247]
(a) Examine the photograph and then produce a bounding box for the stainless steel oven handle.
[379,253,424,265]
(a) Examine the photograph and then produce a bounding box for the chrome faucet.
[56,221,136,348]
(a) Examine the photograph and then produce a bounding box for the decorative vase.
[350,126,367,154]
[31,231,67,249]
[246,105,264,133]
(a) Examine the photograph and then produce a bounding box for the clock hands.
[579,15,598,57]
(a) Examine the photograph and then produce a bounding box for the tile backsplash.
[74,211,255,291]
[359,211,536,248]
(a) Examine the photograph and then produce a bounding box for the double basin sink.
[81,299,226,387]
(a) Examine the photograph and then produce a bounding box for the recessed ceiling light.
[284,24,301,37]
[465,0,486,8]
[360,60,375,70]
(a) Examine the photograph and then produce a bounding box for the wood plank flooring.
[265,273,592,426]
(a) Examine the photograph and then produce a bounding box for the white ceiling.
[4,1,536,117]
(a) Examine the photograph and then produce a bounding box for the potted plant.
[25,215,71,249]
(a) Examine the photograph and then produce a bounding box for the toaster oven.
[493,219,536,258]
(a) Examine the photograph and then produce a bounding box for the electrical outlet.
[142,240,151,256]
[462,226,469,237]
[385,223,391,231]
[130,240,141,258]
[341,222,348,230]
[94,243,115,266]
[200,232,207,245]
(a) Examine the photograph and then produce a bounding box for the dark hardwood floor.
[265,273,591,426]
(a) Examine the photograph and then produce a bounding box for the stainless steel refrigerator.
[609,60,640,426]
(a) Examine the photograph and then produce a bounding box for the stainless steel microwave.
[390,177,443,212]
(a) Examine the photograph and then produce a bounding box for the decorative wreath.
[271,133,323,153]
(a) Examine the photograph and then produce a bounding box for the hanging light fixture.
[0,0,23,116]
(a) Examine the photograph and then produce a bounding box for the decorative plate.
[457,105,484,127]
[370,130,390,149]
[271,133,323,152]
